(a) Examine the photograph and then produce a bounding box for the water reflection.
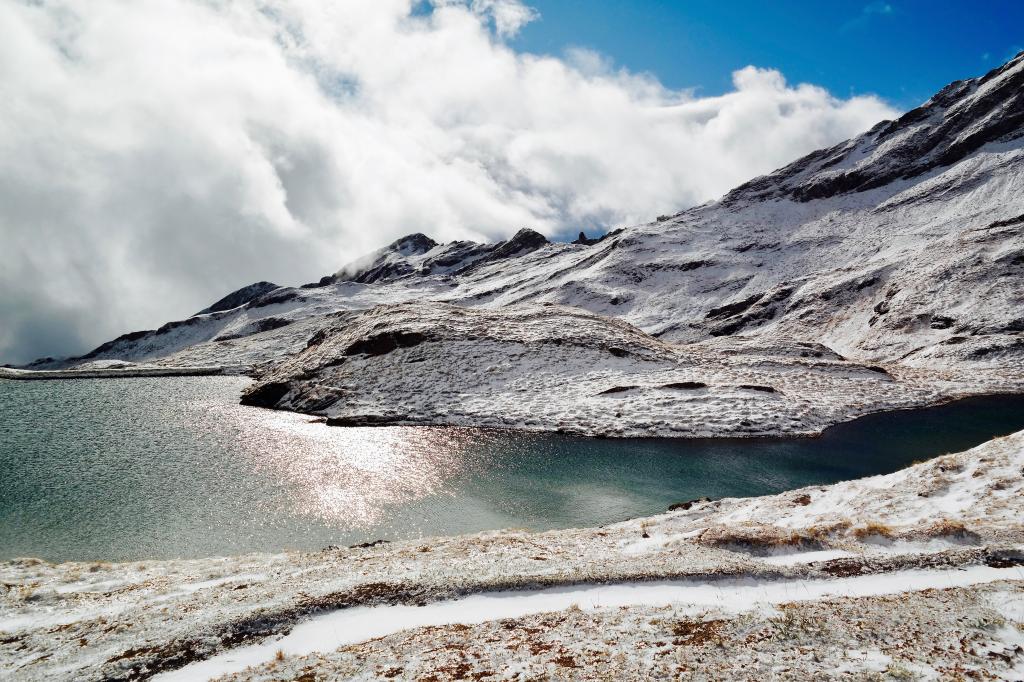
[221,405,483,525]
[1,377,1023,562]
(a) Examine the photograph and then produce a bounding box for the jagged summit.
[726,50,1024,204]
[307,227,551,288]
[329,232,440,284]
[387,233,438,256]
[462,228,548,270]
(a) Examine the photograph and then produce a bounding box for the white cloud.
[468,0,539,37]
[0,0,899,363]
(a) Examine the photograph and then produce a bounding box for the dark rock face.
[572,231,600,246]
[197,281,279,315]
[291,393,341,413]
[347,235,439,284]
[306,328,335,349]
[662,381,708,390]
[464,228,549,270]
[348,539,390,549]
[668,497,711,511]
[246,289,303,309]
[989,213,1024,229]
[252,317,293,333]
[388,233,439,256]
[81,330,154,359]
[342,331,429,357]
[738,384,777,393]
[706,286,794,337]
[597,385,638,395]
[426,241,495,273]
[313,234,441,287]
[155,316,205,335]
[240,381,292,408]
[303,229,548,288]
[706,294,764,321]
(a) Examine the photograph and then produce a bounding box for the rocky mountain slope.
[17,52,1024,435]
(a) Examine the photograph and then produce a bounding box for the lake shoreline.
[4,375,1024,565]
[3,429,1023,680]
[0,366,240,380]
[4,364,1024,441]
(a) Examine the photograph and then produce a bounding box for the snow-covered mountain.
[19,52,1024,436]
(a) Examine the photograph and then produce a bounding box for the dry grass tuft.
[698,524,833,552]
[851,521,895,539]
[924,518,968,537]
[804,520,851,539]
[671,619,727,646]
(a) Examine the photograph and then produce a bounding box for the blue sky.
[512,0,1024,108]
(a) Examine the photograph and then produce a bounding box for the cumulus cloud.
[0,0,899,364]
[467,0,539,37]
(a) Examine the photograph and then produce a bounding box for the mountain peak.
[725,51,1024,205]
[387,233,438,256]
[196,281,280,315]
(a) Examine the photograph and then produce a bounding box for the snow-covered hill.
[233,301,1015,437]
[20,52,1024,435]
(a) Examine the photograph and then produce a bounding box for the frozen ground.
[238,301,1024,437]
[3,429,1024,680]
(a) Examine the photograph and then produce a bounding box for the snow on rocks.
[237,300,1023,437]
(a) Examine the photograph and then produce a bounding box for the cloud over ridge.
[0,0,898,364]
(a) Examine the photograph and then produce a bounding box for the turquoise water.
[1,377,1023,562]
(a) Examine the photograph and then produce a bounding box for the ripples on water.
[2,377,1023,562]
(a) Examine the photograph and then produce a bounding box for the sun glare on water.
[211,403,483,527]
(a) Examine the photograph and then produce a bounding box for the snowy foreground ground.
[3,430,1024,680]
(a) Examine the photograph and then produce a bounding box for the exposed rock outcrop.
[196,281,280,315]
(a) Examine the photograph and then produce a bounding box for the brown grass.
[925,519,967,536]
[852,521,895,539]
[672,619,727,646]
[804,519,852,539]
[698,524,835,550]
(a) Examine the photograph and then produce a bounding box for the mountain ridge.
[14,53,1024,437]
